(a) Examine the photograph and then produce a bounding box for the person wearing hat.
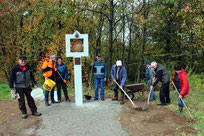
[144,61,156,101]
[90,54,107,101]
[9,56,41,119]
[42,53,58,106]
[111,60,127,104]
[150,62,170,106]
[172,64,190,114]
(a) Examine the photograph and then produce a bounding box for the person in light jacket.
[144,61,156,101]
[111,60,127,104]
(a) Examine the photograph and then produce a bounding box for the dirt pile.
[0,99,41,136]
[118,100,196,136]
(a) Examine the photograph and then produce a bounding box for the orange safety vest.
[41,60,57,78]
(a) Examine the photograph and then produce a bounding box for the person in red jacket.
[172,64,190,114]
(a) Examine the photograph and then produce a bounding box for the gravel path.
[36,99,127,136]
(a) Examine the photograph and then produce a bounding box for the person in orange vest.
[42,53,59,106]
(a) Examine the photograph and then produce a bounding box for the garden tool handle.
[172,81,194,120]
[114,81,135,106]
[56,71,67,84]
[148,78,156,105]
[88,65,93,94]
[57,71,65,80]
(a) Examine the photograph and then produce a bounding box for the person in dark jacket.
[41,53,58,106]
[90,54,107,101]
[172,64,190,114]
[9,56,41,119]
[111,60,127,104]
[150,62,170,106]
[56,56,70,102]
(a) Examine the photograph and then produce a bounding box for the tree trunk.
[122,1,125,62]
[108,0,114,84]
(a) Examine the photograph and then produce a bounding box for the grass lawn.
[0,84,11,99]
[168,73,204,135]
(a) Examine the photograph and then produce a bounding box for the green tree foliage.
[0,0,203,84]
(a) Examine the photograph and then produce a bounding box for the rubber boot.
[120,93,124,104]
[112,91,118,101]
[179,107,183,113]
[176,107,183,114]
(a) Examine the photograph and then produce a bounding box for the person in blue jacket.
[90,54,107,101]
[111,60,127,104]
[144,61,156,101]
[56,56,70,102]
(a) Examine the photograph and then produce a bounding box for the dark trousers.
[114,80,125,101]
[160,81,171,104]
[56,80,69,101]
[45,87,55,103]
[16,87,37,114]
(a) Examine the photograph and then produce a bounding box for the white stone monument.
[66,31,89,105]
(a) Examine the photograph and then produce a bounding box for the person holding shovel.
[144,61,156,101]
[172,64,190,114]
[42,53,59,106]
[9,56,41,119]
[111,60,127,104]
[150,62,170,106]
[90,54,107,101]
[56,56,70,102]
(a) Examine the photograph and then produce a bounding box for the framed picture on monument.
[66,31,89,57]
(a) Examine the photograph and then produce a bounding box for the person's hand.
[179,94,182,99]
[34,85,38,88]
[170,78,172,82]
[104,78,106,81]
[150,86,153,91]
[45,77,48,80]
[113,79,116,83]
[91,62,94,66]
[10,89,15,99]
[63,80,66,83]
[55,68,57,71]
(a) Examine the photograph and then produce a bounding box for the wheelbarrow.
[125,83,145,100]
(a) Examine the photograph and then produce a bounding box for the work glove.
[63,80,66,83]
[150,85,153,91]
[179,94,182,99]
[10,90,20,99]
[10,89,15,99]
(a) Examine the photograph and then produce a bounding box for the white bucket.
[31,88,44,101]
[54,90,58,101]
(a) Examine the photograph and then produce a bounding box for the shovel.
[84,63,93,100]
[172,81,194,120]
[114,81,141,110]
[142,78,156,111]
[56,71,71,102]
[142,87,152,111]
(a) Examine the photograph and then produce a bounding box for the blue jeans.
[177,89,184,107]
[94,78,104,99]
[148,80,156,101]
[45,87,55,103]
